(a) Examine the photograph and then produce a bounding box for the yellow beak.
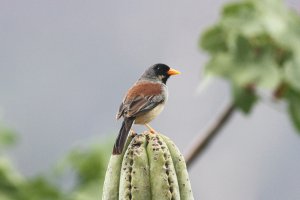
[167,68,181,76]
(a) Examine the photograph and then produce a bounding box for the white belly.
[134,103,165,124]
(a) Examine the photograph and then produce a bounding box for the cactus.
[102,131,194,200]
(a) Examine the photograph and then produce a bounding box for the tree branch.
[185,102,236,168]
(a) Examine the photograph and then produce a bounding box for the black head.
[140,63,180,84]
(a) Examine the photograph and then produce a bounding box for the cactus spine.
[102,131,194,200]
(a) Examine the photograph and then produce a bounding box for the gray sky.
[1,0,300,199]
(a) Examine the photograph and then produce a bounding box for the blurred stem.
[185,102,236,168]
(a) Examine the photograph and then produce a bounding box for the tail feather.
[113,118,134,155]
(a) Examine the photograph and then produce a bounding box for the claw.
[130,129,137,136]
[145,124,156,134]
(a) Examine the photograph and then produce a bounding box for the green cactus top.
[102,131,194,200]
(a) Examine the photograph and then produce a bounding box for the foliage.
[0,124,17,149]
[200,0,300,132]
[59,140,112,200]
[0,126,111,200]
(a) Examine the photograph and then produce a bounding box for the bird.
[113,63,181,155]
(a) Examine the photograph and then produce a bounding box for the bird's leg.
[145,123,156,134]
[130,129,137,136]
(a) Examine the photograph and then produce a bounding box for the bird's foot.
[145,124,157,134]
[130,129,137,136]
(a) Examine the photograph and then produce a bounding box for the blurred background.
[1,0,300,199]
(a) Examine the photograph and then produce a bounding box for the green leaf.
[222,1,255,17]
[221,1,263,37]
[0,157,23,187]
[0,125,17,148]
[289,102,300,133]
[287,90,300,133]
[284,58,300,92]
[232,84,258,113]
[200,26,227,53]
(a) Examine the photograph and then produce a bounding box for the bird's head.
[140,63,181,84]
